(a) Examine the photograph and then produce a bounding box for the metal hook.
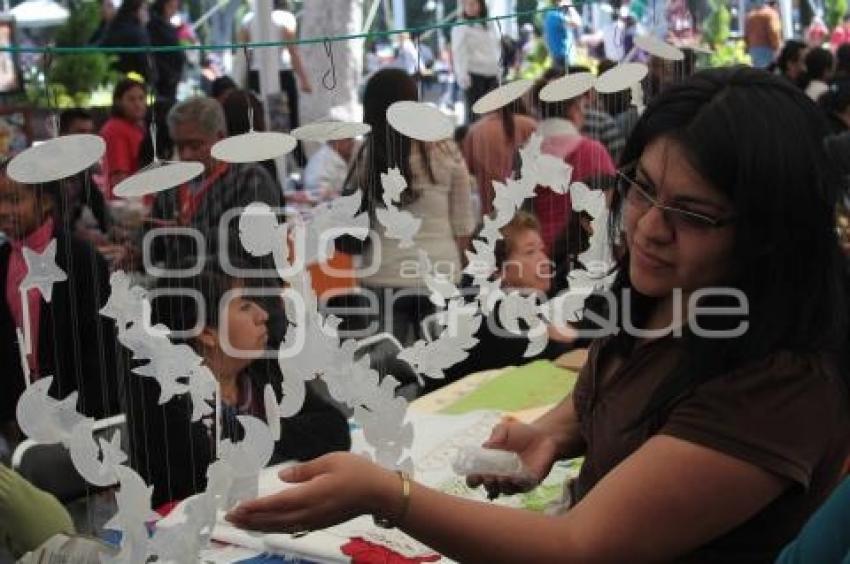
[42,48,59,137]
[241,44,256,96]
[322,38,337,91]
[494,19,505,84]
[145,51,159,91]
[613,19,625,51]
[415,33,423,98]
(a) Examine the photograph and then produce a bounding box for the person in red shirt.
[99,78,147,199]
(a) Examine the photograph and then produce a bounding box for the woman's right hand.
[466,418,561,498]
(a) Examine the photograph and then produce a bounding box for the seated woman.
[0,168,121,449]
[127,270,350,508]
[425,212,577,392]
[227,67,850,562]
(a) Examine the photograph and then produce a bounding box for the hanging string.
[0,5,595,55]
[42,48,59,138]
[242,44,253,90]
[494,19,504,86]
[321,38,337,91]
[415,34,423,101]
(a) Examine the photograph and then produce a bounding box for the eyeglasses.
[616,167,735,231]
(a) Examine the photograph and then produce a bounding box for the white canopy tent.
[8,0,68,28]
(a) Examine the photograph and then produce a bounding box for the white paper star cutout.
[20,239,67,302]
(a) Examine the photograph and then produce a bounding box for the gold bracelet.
[373,470,412,529]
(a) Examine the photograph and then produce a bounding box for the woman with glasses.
[226,67,849,562]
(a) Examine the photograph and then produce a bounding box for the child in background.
[0,167,122,451]
[129,269,350,507]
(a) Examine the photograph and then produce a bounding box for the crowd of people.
[0,0,849,561]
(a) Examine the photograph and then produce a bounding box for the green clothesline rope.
[0,4,586,55]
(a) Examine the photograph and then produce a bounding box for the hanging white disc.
[114,161,204,198]
[211,131,296,163]
[291,121,371,142]
[595,63,649,94]
[7,134,105,184]
[540,72,596,102]
[472,79,534,114]
[634,35,684,61]
[386,101,453,142]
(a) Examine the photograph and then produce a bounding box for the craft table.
[208,359,581,563]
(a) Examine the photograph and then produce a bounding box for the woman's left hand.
[225,452,394,533]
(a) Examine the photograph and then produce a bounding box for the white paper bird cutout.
[491,178,536,216]
[132,341,196,405]
[68,421,127,487]
[239,202,291,272]
[20,239,67,302]
[380,167,408,206]
[103,466,159,564]
[475,277,506,316]
[349,363,414,472]
[375,206,422,249]
[524,323,550,358]
[498,291,543,336]
[15,376,89,447]
[219,415,275,504]
[518,133,573,194]
[418,250,460,307]
[398,303,481,382]
[316,339,361,406]
[304,190,370,265]
[478,215,505,246]
[276,369,307,419]
[463,239,497,280]
[187,365,217,422]
[569,182,606,217]
[100,271,148,332]
[264,384,281,441]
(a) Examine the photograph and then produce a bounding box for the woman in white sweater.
[451,0,502,123]
[342,68,476,346]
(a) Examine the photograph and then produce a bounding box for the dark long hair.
[605,66,849,420]
[462,0,489,27]
[110,77,145,118]
[772,39,806,78]
[801,47,835,90]
[150,270,238,337]
[354,67,435,210]
[116,0,145,20]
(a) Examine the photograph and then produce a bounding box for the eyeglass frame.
[615,164,736,230]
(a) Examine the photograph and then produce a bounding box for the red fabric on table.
[341,537,441,564]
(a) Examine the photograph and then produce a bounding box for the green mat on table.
[439,360,577,415]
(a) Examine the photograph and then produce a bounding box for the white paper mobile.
[21,239,67,301]
[595,62,649,94]
[7,134,105,184]
[386,101,453,142]
[539,72,596,102]
[15,377,88,446]
[472,79,533,114]
[105,466,159,564]
[114,160,204,198]
[68,422,126,487]
[634,34,684,61]
[291,121,371,142]
[264,383,281,441]
[211,131,296,163]
[375,206,421,248]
